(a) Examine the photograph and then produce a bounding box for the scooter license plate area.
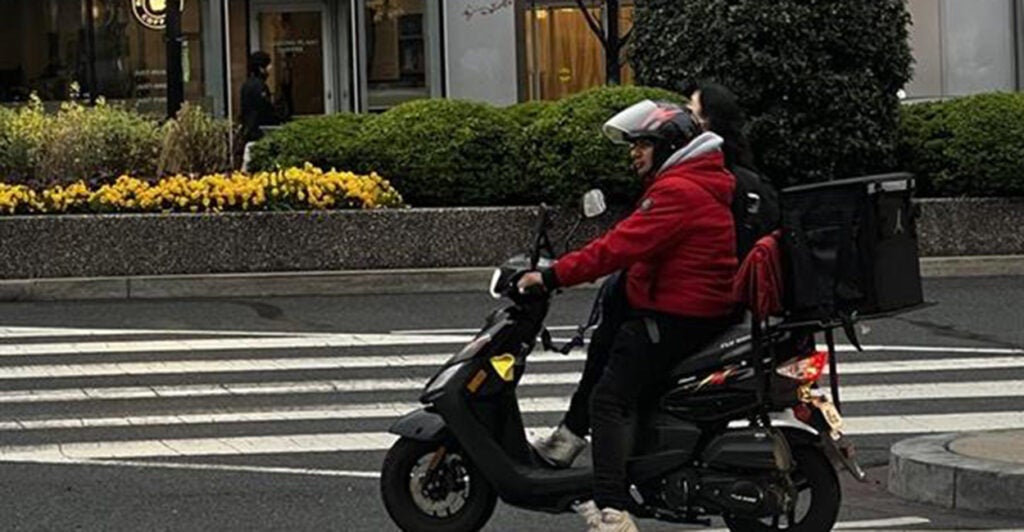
[816,400,844,433]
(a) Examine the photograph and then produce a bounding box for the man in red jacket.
[519,101,739,531]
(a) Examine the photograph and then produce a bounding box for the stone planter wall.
[916,198,1024,257]
[0,199,1020,279]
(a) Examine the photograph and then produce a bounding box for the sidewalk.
[0,255,1023,302]
[889,429,1024,518]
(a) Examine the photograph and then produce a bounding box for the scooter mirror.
[582,189,607,219]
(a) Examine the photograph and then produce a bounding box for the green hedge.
[248,113,370,173]
[250,86,684,206]
[357,99,524,206]
[630,0,913,187]
[505,100,555,128]
[899,93,1024,197]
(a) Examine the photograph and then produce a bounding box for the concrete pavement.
[1,255,1023,302]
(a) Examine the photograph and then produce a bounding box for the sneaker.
[573,500,602,529]
[531,424,587,468]
[596,508,638,532]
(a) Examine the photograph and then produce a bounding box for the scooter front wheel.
[381,437,497,532]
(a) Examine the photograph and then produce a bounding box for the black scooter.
[380,192,865,532]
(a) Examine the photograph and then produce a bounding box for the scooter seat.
[667,322,753,378]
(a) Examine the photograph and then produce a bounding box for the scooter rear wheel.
[723,445,840,532]
[381,437,497,532]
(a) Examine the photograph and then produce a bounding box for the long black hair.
[683,81,758,172]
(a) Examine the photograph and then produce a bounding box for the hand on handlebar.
[517,271,546,295]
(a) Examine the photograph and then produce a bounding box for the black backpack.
[731,165,780,261]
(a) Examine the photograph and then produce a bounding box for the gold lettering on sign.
[132,0,185,31]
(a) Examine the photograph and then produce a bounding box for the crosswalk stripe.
[0,334,474,357]
[4,379,1024,431]
[0,352,581,378]
[705,517,932,532]
[0,456,382,478]
[2,411,1024,459]
[3,352,1023,380]
[0,432,396,460]
[0,326,313,339]
[4,364,1024,404]
[0,331,1020,358]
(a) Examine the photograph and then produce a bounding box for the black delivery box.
[780,173,924,322]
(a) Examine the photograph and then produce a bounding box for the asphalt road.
[0,276,1022,531]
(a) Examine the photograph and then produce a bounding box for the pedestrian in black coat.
[240,51,279,143]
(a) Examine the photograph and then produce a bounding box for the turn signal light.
[777,350,829,383]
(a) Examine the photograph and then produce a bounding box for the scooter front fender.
[389,408,449,443]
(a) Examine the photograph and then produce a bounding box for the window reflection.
[365,0,429,110]
[524,4,634,101]
[0,0,204,111]
[259,11,325,117]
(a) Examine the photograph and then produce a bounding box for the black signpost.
[165,0,185,118]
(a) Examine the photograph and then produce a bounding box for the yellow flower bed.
[0,165,404,214]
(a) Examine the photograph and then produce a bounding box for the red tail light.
[793,403,813,423]
[776,350,829,383]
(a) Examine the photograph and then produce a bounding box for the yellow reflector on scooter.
[490,354,516,382]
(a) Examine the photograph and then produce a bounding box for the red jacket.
[550,150,738,318]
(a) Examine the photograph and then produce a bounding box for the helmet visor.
[602,100,660,145]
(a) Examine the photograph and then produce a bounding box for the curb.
[919,255,1024,278]
[0,268,496,302]
[0,255,1022,302]
[888,431,1024,517]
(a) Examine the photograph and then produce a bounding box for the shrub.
[0,95,49,184]
[248,113,370,172]
[37,97,162,187]
[504,100,555,128]
[158,103,234,177]
[521,85,687,205]
[899,93,1024,197]
[0,94,163,188]
[358,99,524,206]
[0,164,404,215]
[631,0,913,187]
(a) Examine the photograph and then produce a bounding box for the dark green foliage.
[631,0,913,187]
[248,113,370,172]
[899,93,1024,197]
[521,85,687,205]
[504,100,555,128]
[358,99,525,206]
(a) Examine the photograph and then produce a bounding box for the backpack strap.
[543,272,618,355]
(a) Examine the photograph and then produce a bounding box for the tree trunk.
[605,0,621,85]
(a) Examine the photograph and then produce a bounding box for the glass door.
[250,2,334,116]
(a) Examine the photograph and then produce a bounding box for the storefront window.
[365,0,431,110]
[0,1,88,102]
[524,2,634,101]
[0,0,205,112]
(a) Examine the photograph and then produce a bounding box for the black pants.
[562,272,629,437]
[590,313,733,510]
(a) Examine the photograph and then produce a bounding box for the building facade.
[1,0,1021,121]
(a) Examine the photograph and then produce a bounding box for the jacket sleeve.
[552,182,694,288]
